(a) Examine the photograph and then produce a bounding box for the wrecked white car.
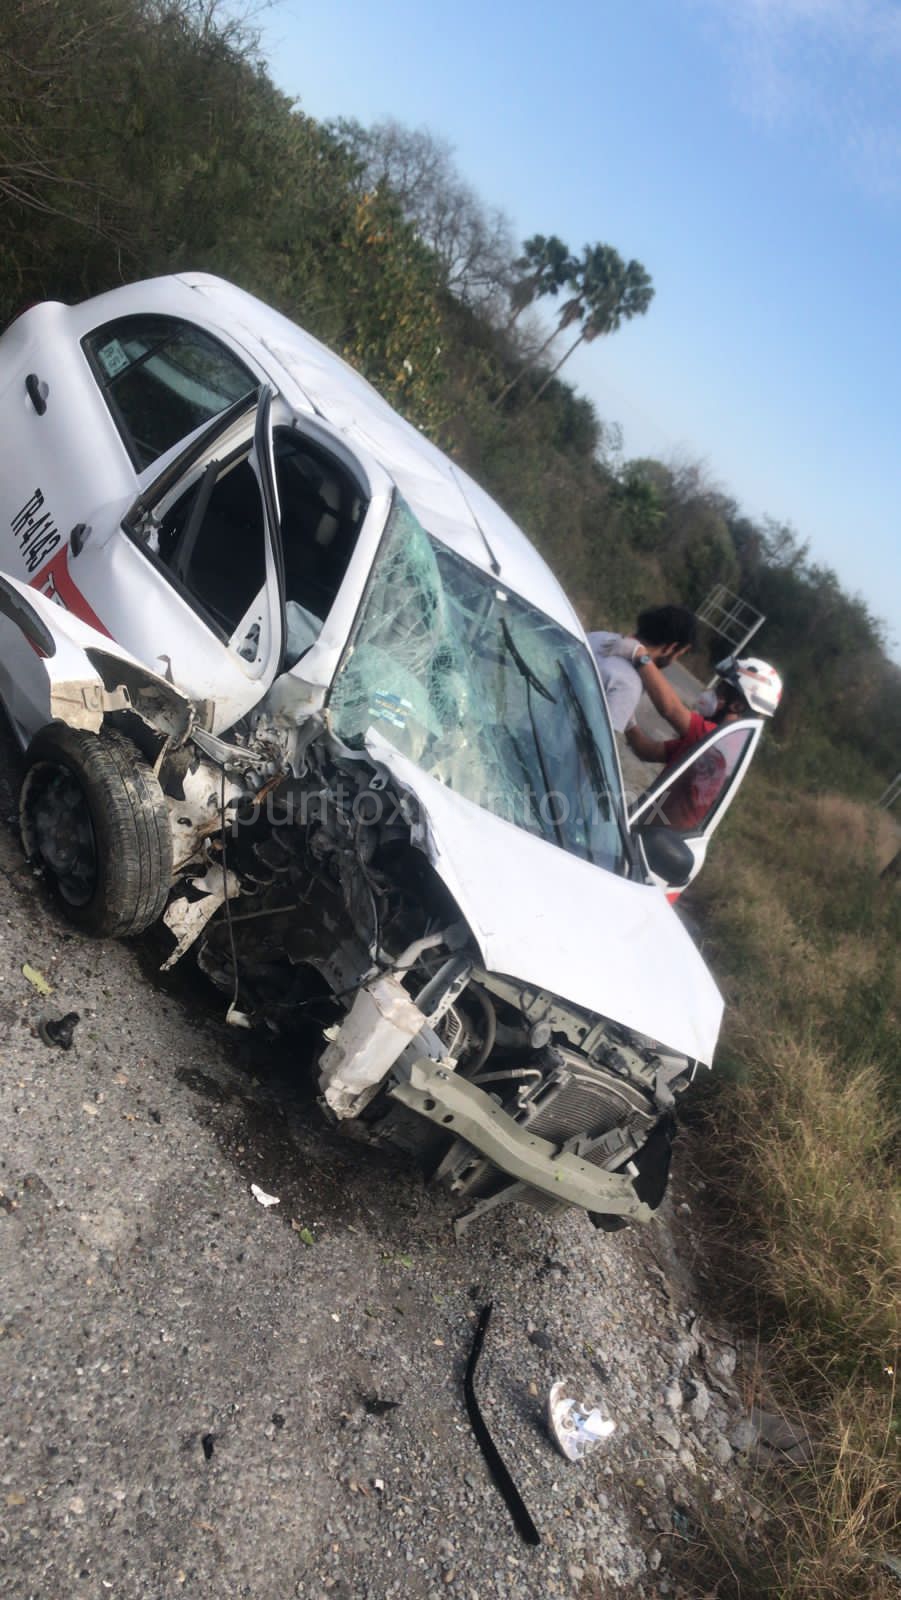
[0,273,735,1231]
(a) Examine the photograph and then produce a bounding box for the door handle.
[70,523,91,557]
[25,373,48,415]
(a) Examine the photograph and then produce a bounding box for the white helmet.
[715,656,783,718]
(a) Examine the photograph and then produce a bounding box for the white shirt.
[587,630,641,732]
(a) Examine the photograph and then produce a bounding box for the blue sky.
[258,0,901,653]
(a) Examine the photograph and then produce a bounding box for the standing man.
[588,605,698,733]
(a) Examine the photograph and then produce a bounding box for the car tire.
[20,723,173,938]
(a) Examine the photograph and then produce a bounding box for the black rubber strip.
[464,1302,540,1546]
[0,575,56,657]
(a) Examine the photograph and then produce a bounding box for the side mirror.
[635,825,694,889]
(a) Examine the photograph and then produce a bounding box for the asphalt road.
[1,709,754,1600]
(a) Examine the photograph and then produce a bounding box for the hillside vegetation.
[2,2,898,1593]
[680,784,900,1597]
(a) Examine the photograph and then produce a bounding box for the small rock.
[68,1495,85,1516]
[652,1411,681,1451]
[689,1382,711,1424]
[676,1202,691,1217]
[710,1434,733,1467]
[729,1417,757,1454]
[751,1407,813,1464]
[663,1382,683,1414]
[528,1329,553,1351]
[702,1338,737,1383]
[677,1446,697,1473]
[648,1547,663,1572]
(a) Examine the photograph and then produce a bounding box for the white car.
[0,273,757,1231]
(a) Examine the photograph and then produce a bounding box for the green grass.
[676,776,900,1596]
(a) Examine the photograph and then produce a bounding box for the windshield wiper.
[557,660,633,868]
[500,619,563,849]
[500,619,557,703]
[507,730,559,844]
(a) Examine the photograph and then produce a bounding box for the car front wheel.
[20,724,173,938]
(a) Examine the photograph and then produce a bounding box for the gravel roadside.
[1,719,756,1600]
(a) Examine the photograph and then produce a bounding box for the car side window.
[274,428,367,665]
[83,316,256,472]
[647,726,755,834]
[156,453,266,649]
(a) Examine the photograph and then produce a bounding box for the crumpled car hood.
[364,731,724,1066]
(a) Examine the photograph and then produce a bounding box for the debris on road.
[38,1011,80,1050]
[464,1303,540,1547]
[548,1381,616,1462]
[201,1434,215,1461]
[360,1394,401,1417]
[250,1184,280,1208]
[22,962,52,995]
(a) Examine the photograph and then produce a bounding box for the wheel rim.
[22,762,98,907]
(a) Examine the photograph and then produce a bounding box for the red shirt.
[658,712,723,832]
[662,711,716,765]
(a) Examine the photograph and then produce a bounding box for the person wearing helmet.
[622,654,783,831]
[618,651,782,766]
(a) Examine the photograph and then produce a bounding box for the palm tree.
[520,245,654,411]
[505,233,577,330]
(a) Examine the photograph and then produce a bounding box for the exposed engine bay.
[159,722,697,1232]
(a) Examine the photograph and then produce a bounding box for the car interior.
[154,428,368,662]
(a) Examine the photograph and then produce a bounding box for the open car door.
[109,387,287,732]
[628,719,763,898]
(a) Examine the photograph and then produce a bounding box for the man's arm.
[626,724,668,764]
[633,658,694,738]
[596,635,695,738]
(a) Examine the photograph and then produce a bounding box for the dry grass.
[666,1391,899,1599]
[678,776,900,1595]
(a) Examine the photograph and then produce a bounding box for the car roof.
[70,273,586,638]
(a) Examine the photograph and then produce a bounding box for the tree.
[330,117,515,311]
[506,233,577,329]
[521,245,654,410]
[613,463,665,549]
[493,242,654,410]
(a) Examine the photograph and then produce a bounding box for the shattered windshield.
[329,496,629,873]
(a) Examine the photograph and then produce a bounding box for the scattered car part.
[359,1394,401,1416]
[464,1303,540,1546]
[38,1011,80,1050]
[547,1381,616,1462]
[21,962,52,995]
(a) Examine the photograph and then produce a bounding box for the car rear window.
[83,315,256,471]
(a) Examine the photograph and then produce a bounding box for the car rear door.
[628,719,763,895]
[0,302,136,620]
